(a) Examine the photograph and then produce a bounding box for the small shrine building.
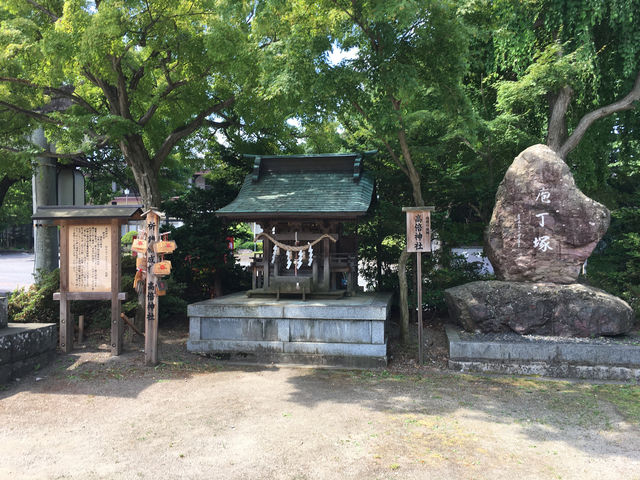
[187,151,391,367]
[217,151,376,298]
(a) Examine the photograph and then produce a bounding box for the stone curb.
[446,324,640,381]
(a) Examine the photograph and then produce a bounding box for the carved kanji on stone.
[485,144,610,284]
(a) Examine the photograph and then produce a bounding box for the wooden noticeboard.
[33,206,143,356]
[58,218,123,355]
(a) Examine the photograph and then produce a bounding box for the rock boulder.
[445,281,634,337]
[486,144,609,283]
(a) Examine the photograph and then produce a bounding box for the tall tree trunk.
[120,134,161,209]
[397,128,425,343]
[32,127,59,278]
[398,129,425,206]
[547,86,572,152]
[119,134,160,338]
[398,249,411,343]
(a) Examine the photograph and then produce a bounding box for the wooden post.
[110,219,122,355]
[273,246,279,279]
[403,207,434,366]
[416,251,423,365]
[58,223,72,353]
[78,315,84,343]
[263,237,270,289]
[312,256,318,287]
[323,237,330,290]
[145,211,160,366]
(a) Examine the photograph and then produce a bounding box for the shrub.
[418,249,493,313]
[9,268,60,323]
[121,230,138,245]
[162,181,251,302]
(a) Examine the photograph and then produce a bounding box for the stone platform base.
[446,324,640,381]
[187,292,392,368]
[1,323,57,383]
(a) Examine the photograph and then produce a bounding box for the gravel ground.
[2,318,639,480]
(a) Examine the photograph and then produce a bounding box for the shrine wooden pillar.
[312,255,319,287]
[322,237,330,290]
[273,243,279,279]
[263,237,270,289]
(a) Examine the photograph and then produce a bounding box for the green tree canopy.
[0,0,298,208]
[265,0,473,339]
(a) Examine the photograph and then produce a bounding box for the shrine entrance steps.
[187,292,392,368]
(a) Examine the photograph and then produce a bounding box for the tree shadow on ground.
[283,359,640,463]
[0,328,277,400]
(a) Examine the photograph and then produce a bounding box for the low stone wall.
[446,324,640,381]
[0,323,57,383]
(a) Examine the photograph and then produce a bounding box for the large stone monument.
[446,144,634,337]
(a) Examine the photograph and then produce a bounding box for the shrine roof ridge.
[242,151,376,159]
[33,205,144,220]
[216,155,375,219]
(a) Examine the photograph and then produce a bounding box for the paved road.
[0,251,35,294]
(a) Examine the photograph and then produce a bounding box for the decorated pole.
[144,210,160,366]
[402,206,434,365]
[144,209,160,366]
[135,208,177,366]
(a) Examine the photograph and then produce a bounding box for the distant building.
[190,171,209,190]
[451,246,494,275]
[110,195,143,206]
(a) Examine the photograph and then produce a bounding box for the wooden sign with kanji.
[404,207,433,253]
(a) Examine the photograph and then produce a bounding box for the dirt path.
[1,328,639,480]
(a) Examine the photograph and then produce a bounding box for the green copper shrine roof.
[217,152,375,220]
